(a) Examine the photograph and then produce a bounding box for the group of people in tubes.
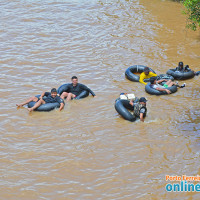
[116,61,199,122]
[16,62,199,122]
[16,76,96,112]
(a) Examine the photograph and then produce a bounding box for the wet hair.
[150,77,156,84]
[144,67,150,72]
[71,76,78,80]
[51,88,57,93]
[178,62,183,67]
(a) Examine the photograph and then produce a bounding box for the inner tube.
[166,69,195,80]
[125,65,156,82]
[27,95,60,112]
[145,82,177,95]
[115,98,139,122]
[57,84,89,99]
[156,74,174,81]
[195,71,200,76]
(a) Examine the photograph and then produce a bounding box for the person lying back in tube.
[59,76,97,101]
[129,97,147,122]
[16,88,65,112]
[149,77,186,94]
[139,67,157,85]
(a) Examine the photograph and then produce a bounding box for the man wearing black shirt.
[16,88,64,112]
[60,76,96,101]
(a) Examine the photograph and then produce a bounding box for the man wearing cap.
[176,61,186,72]
[139,67,157,85]
[129,97,147,122]
[176,62,199,75]
[17,88,65,112]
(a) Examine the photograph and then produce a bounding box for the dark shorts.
[34,96,40,102]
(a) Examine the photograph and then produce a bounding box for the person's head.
[144,67,150,75]
[71,76,78,85]
[51,88,57,98]
[185,65,189,70]
[178,61,183,69]
[139,97,147,105]
[150,77,156,84]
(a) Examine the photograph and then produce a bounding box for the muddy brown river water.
[0,0,200,199]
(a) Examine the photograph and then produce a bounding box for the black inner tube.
[145,82,177,95]
[27,95,60,111]
[115,98,140,122]
[57,84,89,99]
[125,65,156,82]
[166,69,195,80]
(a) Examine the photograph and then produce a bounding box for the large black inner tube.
[115,99,138,122]
[57,84,89,99]
[145,82,177,95]
[125,65,156,82]
[27,95,60,112]
[166,69,195,80]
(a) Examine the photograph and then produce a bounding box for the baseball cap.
[139,97,148,103]
[178,62,183,67]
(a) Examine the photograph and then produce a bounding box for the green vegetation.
[183,0,200,31]
[171,0,200,31]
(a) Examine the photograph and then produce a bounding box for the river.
[0,0,199,199]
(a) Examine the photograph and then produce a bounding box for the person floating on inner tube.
[139,67,157,85]
[129,97,147,122]
[16,88,65,112]
[59,76,96,101]
[176,61,200,75]
[149,77,185,94]
[176,62,188,72]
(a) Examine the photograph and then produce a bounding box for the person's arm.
[59,103,64,111]
[80,84,96,96]
[140,113,144,122]
[39,92,48,99]
[58,97,65,111]
[156,79,167,84]
[139,73,147,85]
[129,100,134,106]
[149,72,157,77]
[155,87,171,94]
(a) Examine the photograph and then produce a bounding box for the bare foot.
[16,104,23,108]
[27,108,33,112]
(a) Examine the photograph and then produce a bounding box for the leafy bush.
[183,0,200,31]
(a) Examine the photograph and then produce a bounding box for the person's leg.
[165,80,178,87]
[60,92,69,100]
[167,81,184,88]
[165,80,172,86]
[167,81,175,87]
[16,96,38,107]
[66,93,76,101]
[27,99,45,112]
